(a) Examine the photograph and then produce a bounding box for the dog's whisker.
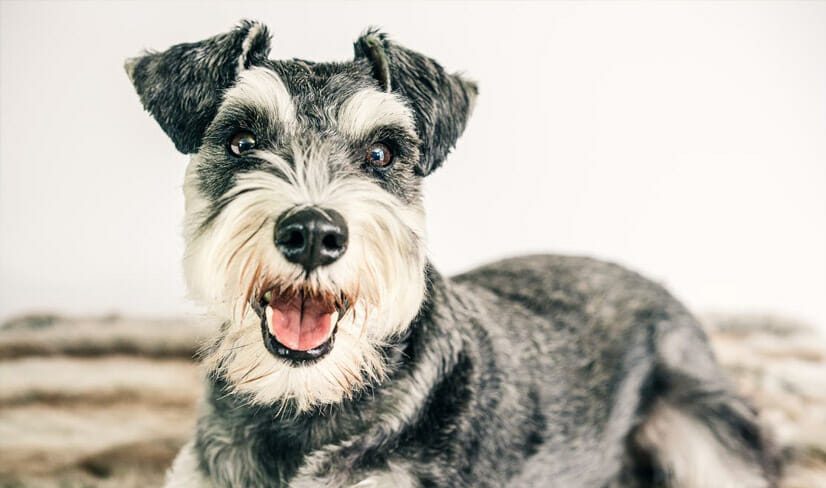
[227,218,269,272]
[225,341,257,352]
[236,370,272,386]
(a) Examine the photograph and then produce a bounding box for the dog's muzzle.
[252,207,350,363]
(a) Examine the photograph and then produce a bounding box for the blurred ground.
[0,316,210,488]
[0,314,824,487]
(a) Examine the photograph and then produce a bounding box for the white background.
[1,1,824,331]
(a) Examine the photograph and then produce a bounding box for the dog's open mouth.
[253,288,348,363]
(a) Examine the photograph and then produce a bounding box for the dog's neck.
[194,264,473,485]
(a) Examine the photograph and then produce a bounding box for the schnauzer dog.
[126,21,778,488]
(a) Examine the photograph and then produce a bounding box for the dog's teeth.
[263,290,272,303]
[330,310,340,326]
[265,303,274,329]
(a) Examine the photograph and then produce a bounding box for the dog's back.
[453,255,778,487]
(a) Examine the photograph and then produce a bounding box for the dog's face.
[126,21,476,410]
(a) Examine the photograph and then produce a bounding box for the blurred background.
[1,1,824,330]
[1,1,824,487]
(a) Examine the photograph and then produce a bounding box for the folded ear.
[354,30,478,176]
[125,20,271,154]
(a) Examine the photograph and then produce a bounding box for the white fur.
[220,67,296,128]
[637,402,769,488]
[337,89,416,139]
[184,124,425,410]
[290,462,420,488]
[348,471,418,488]
[237,23,267,73]
[289,462,419,488]
[164,440,215,488]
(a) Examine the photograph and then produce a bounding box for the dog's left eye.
[365,143,392,168]
[228,131,257,156]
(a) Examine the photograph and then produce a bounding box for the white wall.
[1,1,824,330]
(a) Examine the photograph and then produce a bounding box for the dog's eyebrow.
[220,67,296,128]
[336,89,415,140]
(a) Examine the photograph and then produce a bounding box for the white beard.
[181,145,427,411]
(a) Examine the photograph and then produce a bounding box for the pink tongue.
[267,297,333,351]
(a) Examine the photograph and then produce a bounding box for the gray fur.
[183,257,778,487]
[354,30,477,176]
[126,20,272,154]
[126,21,779,488]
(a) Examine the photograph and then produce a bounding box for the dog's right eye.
[228,131,257,156]
[365,142,393,168]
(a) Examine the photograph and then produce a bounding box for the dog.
[125,20,779,488]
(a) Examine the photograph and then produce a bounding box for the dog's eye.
[229,131,257,156]
[365,143,392,168]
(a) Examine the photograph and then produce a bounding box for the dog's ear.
[354,30,478,176]
[125,20,272,154]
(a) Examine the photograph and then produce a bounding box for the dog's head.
[126,21,476,410]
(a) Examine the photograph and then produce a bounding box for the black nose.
[275,208,348,271]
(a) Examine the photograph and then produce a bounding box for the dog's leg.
[345,463,420,488]
[288,461,419,488]
[631,318,779,488]
[164,440,215,488]
[635,401,770,488]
